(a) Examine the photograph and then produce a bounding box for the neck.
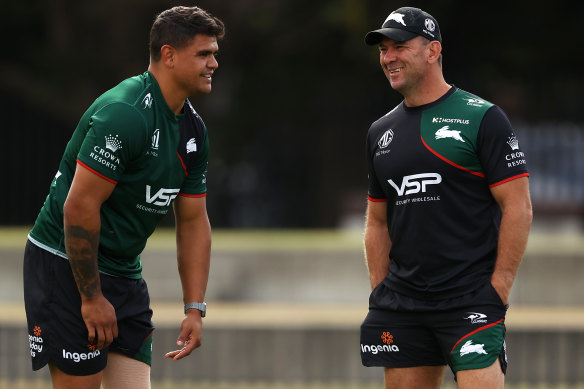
[148,64,186,114]
[402,72,451,107]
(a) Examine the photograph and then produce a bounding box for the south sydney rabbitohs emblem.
[378,129,394,149]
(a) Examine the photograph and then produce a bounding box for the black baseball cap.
[365,7,441,45]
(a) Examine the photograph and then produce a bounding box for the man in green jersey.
[359,6,532,389]
[23,6,224,388]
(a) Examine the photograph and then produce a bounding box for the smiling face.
[378,36,431,96]
[172,34,219,96]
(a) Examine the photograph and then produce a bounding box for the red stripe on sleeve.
[367,196,387,202]
[178,192,207,198]
[489,173,530,188]
[76,160,118,184]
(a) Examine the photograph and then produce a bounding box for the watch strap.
[184,302,206,317]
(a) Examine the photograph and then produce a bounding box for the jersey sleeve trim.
[488,173,530,188]
[77,159,118,184]
[178,192,207,198]
[367,195,387,202]
[420,136,486,178]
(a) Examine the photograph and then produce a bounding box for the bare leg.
[101,352,151,389]
[456,359,504,389]
[49,362,103,389]
[384,365,446,389]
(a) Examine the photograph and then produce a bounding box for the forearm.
[364,221,391,290]
[491,201,532,302]
[176,215,211,303]
[63,201,102,300]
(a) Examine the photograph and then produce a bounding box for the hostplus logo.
[361,331,400,354]
[432,117,469,125]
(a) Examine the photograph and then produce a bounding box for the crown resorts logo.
[507,135,519,150]
[105,134,122,152]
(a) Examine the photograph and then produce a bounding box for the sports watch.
[184,302,206,317]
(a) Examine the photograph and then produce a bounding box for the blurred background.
[1,0,583,388]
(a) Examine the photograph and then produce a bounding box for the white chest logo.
[384,13,406,26]
[435,126,465,142]
[460,340,488,357]
[388,173,442,196]
[142,93,153,109]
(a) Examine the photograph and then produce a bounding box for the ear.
[427,41,442,64]
[160,44,176,69]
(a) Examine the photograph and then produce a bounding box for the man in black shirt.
[360,6,532,388]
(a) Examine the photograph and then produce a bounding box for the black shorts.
[360,281,508,374]
[23,240,155,376]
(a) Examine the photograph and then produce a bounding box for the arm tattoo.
[65,225,100,298]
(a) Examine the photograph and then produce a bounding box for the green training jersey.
[29,71,209,279]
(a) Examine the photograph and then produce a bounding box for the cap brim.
[364,28,419,45]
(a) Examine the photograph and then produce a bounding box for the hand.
[490,277,512,306]
[164,310,203,361]
[81,294,118,350]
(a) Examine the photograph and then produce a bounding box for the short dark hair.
[149,6,225,61]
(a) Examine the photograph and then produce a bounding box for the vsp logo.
[145,185,180,206]
[388,173,441,196]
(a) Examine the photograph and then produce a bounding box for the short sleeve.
[77,102,148,183]
[477,106,529,187]
[180,134,209,197]
[366,128,387,201]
